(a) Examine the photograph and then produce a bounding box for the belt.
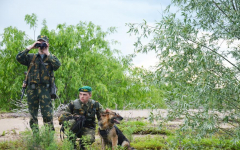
[30,83,50,89]
[37,83,49,86]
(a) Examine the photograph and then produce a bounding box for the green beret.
[37,35,49,42]
[79,86,92,92]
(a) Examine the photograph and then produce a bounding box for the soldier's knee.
[81,134,95,144]
[89,136,95,144]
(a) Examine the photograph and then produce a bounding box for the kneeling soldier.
[62,86,105,149]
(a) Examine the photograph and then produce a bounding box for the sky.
[0,0,171,69]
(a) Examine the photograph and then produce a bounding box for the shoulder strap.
[24,54,36,82]
[90,99,97,114]
[69,102,74,114]
[73,99,82,109]
[95,101,99,109]
[91,99,95,107]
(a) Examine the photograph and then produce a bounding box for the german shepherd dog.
[98,109,134,150]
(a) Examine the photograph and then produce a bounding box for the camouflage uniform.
[16,49,61,131]
[65,98,105,148]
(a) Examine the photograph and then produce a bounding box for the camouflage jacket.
[65,99,105,128]
[16,49,61,85]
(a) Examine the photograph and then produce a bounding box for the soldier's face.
[79,92,91,104]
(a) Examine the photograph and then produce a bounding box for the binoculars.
[35,43,47,49]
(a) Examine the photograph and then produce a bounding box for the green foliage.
[60,138,74,150]
[1,131,5,136]
[22,126,57,150]
[0,140,22,150]
[127,0,240,140]
[132,135,240,149]
[1,120,240,149]
[118,120,173,135]
[167,136,240,150]
[132,135,167,149]
[0,25,31,110]
[0,13,165,111]
[24,13,38,30]
[24,13,38,39]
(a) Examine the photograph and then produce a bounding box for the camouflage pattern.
[16,49,61,85]
[64,99,105,145]
[65,99,105,125]
[80,127,96,144]
[37,35,49,42]
[27,85,54,130]
[16,49,61,131]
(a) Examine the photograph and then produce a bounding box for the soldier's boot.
[73,144,77,150]
[30,119,39,136]
[80,145,85,150]
[32,128,39,136]
[43,116,55,131]
[44,122,55,131]
[68,136,77,150]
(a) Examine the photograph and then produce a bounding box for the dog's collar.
[99,128,111,138]
[99,126,114,133]
[99,125,119,137]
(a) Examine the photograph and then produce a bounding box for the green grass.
[132,135,167,149]
[1,131,6,136]
[179,137,240,150]
[1,120,240,150]
[118,120,173,135]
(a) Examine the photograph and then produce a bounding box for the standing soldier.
[16,35,61,132]
[61,86,105,149]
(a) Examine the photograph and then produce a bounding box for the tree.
[127,0,240,142]
[0,14,165,111]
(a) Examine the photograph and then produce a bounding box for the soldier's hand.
[41,46,50,56]
[22,82,26,88]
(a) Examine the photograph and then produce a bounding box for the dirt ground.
[0,109,176,142]
[0,109,232,142]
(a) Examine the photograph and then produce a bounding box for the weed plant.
[118,120,173,135]
[21,126,57,150]
[1,120,240,149]
[132,135,167,149]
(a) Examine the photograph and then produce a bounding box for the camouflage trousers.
[27,85,54,131]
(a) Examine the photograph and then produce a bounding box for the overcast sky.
[0,0,171,69]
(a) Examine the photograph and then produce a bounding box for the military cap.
[37,35,49,42]
[79,86,92,92]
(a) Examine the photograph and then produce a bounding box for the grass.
[118,120,174,135]
[1,120,240,150]
[1,131,6,136]
[131,135,167,149]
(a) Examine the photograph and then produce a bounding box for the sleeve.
[16,49,30,66]
[47,53,61,71]
[65,101,74,114]
[96,101,105,121]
